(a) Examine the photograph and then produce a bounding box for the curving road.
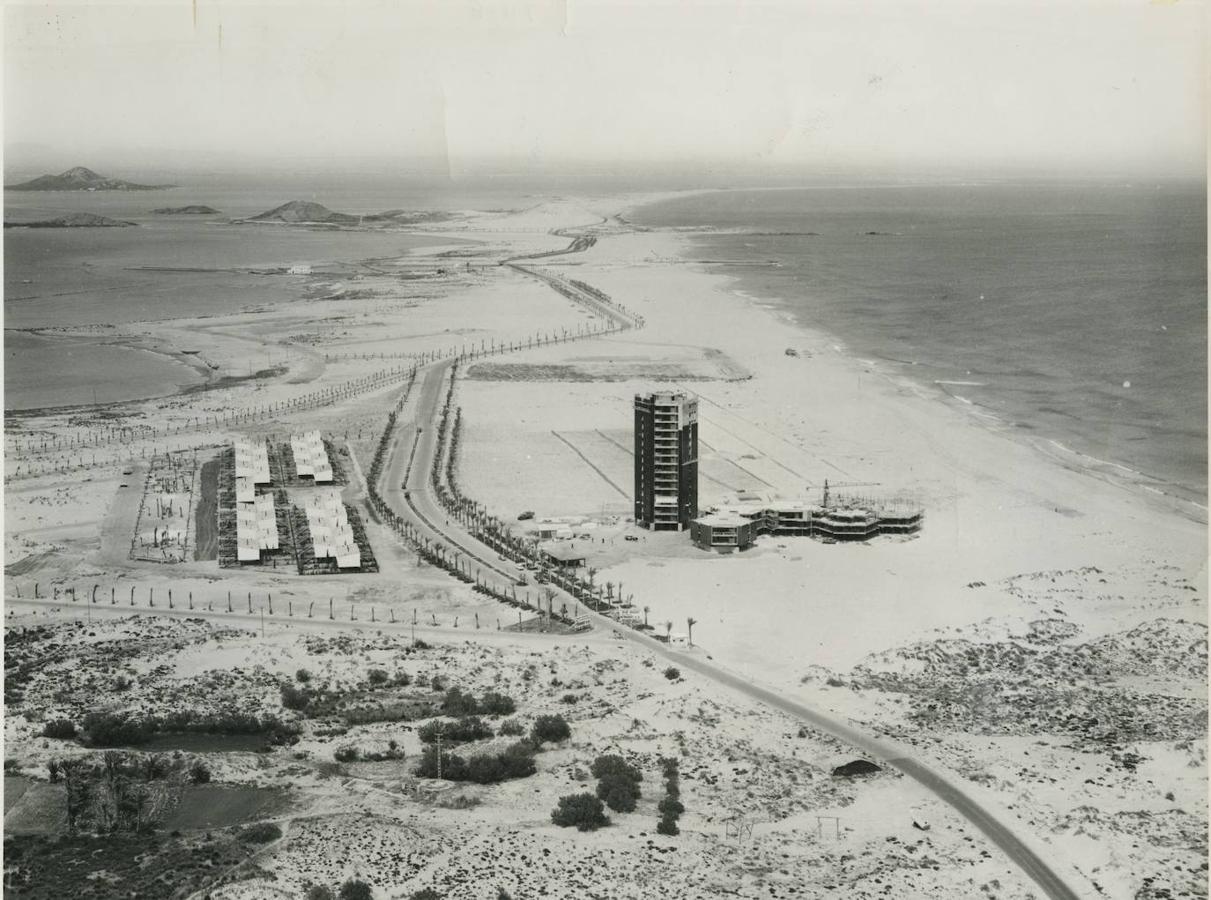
[368,257,1086,900]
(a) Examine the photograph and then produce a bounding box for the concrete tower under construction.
[634,391,698,530]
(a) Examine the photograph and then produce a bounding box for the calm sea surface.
[3,174,505,410]
[632,183,1207,500]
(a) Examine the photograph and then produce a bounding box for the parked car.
[624,535,640,542]
[517,510,535,521]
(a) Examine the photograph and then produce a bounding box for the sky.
[3,0,1207,179]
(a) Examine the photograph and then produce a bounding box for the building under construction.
[690,484,923,552]
[634,391,699,531]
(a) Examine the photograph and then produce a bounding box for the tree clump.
[529,714,571,745]
[417,716,493,744]
[415,741,536,784]
[42,719,77,740]
[656,756,683,836]
[551,793,610,831]
[591,754,643,813]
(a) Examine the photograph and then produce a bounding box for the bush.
[189,761,212,784]
[530,714,571,745]
[367,669,389,686]
[409,890,440,900]
[439,687,478,716]
[305,886,334,900]
[81,711,153,747]
[656,815,680,836]
[497,718,524,736]
[551,793,609,831]
[281,683,311,711]
[590,754,642,784]
[241,822,282,843]
[658,797,685,818]
[591,754,642,812]
[479,691,516,716]
[339,879,374,900]
[42,719,77,740]
[663,667,680,681]
[334,745,360,763]
[597,776,639,813]
[417,716,492,745]
[296,669,312,683]
[415,741,536,784]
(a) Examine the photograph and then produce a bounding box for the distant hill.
[6,166,174,192]
[4,212,138,229]
[152,205,221,215]
[246,200,359,225]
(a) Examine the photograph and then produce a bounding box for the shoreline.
[4,326,215,414]
[621,191,1207,523]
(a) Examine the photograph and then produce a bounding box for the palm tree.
[643,605,650,628]
[687,617,698,647]
[664,621,673,642]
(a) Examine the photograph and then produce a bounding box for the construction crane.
[811,479,882,508]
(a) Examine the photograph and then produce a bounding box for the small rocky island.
[152,205,221,215]
[239,199,453,228]
[6,166,173,192]
[4,212,138,229]
[245,200,359,225]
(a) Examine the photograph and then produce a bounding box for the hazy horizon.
[4,0,1206,182]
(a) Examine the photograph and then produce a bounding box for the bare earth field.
[4,196,1206,899]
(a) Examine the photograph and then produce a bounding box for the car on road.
[517,510,535,521]
[624,535,639,542]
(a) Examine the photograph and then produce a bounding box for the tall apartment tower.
[634,391,699,530]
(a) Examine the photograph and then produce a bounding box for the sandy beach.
[4,194,1205,900]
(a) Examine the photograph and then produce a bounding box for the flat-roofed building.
[634,391,698,531]
[689,512,758,552]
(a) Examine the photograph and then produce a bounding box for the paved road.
[366,271,1086,900]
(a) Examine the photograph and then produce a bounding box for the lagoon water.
[633,182,1207,500]
[4,173,484,410]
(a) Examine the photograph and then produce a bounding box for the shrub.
[658,797,685,818]
[551,793,609,831]
[281,683,311,711]
[368,669,389,686]
[479,691,516,716]
[81,711,153,747]
[530,714,571,745]
[440,687,478,716]
[590,754,642,784]
[417,716,492,745]
[42,719,77,740]
[497,718,525,736]
[656,815,679,836]
[113,676,132,692]
[339,879,374,900]
[296,669,313,683]
[409,890,440,900]
[334,745,360,763]
[305,886,335,900]
[663,667,680,681]
[241,822,282,843]
[561,693,578,705]
[415,741,536,784]
[597,776,639,813]
[189,761,212,784]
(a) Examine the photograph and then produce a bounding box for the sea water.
[632,181,1207,501]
